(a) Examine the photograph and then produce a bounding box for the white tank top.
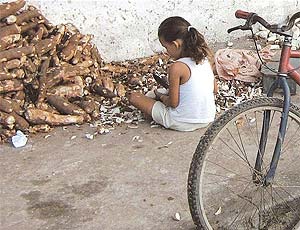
[169,57,216,123]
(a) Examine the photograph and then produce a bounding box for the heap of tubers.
[0,1,268,145]
[0,0,170,143]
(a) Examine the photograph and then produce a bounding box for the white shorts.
[151,101,210,132]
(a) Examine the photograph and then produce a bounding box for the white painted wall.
[2,0,300,61]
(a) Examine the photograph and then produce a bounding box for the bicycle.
[187,10,300,229]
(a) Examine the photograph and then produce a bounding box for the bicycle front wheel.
[188,97,300,229]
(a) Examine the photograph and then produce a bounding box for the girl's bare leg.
[127,92,157,117]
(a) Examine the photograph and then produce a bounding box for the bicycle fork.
[253,75,291,186]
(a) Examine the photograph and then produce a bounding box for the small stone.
[270,44,280,50]
[158,58,164,66]
[11,130,27,148]
[127,124,138,129]
[256,44,262,51]
[98,128,110,135]
[214,207,222,215]
[85,133,94,140]
[172,212,181,221]
[267,34,277,42]
[227,41,233,47]
[44,134,51,139]
[132,135,140,141]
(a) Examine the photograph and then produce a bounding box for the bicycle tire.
[188,97,300,229]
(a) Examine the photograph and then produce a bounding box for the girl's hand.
[154,89,163,101]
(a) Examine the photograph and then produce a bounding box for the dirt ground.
[1,94,299,230]
[1,36,300,230]
[1,121,206,230]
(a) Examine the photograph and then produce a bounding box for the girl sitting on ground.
[127,16,217,131]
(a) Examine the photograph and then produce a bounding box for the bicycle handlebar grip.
[235,10,251,19]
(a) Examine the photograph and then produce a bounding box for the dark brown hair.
[158,16,214,65]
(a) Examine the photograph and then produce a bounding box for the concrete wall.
[3,0,300,61]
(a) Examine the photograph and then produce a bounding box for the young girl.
[127,16,217,131]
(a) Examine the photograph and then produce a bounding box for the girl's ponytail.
[183,27,214,65]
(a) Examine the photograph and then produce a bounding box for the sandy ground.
[1,92,299,230]
[1,36,300,229]
[1,121,206,230]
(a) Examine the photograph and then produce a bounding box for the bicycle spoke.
[244,113,270,177]
[271,109,276,125]
[210,144,249,167]
[263,182,299,225]
[215,138,254,170]
[228,185,260,229]
[254,111,260,146]
[209,145,266,184]
[259,189,264,229]
[272,182,299,209]
[255,185,290,229]
[225,128,251,164]
[248,205,259,229]
[268,185,300,227]
[260,186,285,228]
[238,188,261,229]
[234,118,252,169]
[275,159,300,178]
[269,186,282,230]
[203,172,250,184]
[204,157,252,182]
[256,186,282,229]
[202,173,255,224]
[282,125,300,154]
[274,122,300,176]
[273,184,300,188]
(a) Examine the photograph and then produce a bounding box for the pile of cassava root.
[0,0,170,143]
[0,0,266,144]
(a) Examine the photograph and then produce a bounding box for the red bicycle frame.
[280,40,300,85]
